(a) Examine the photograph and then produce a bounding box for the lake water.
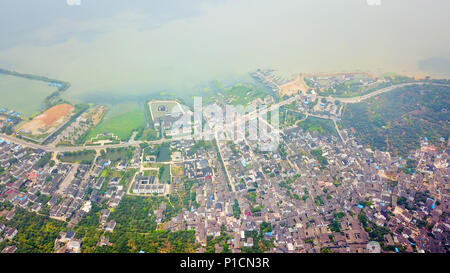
[0,74,57,116]
[1,0,449,115]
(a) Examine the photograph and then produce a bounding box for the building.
[105,220,116,232]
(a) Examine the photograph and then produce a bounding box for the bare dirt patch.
[171,165,184,177]
[88,106,107,126]
[21,104,74,135]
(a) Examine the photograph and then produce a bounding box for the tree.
[1,125,14,135]
[9,158,18,164]
[139,142,149,149]
[232,199,241,219]
[260,222,272,233]
[320,247,332,253]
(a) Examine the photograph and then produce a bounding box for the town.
[0,69,449,253]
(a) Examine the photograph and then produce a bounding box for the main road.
[1,81,447,153]
[319,82,449,104]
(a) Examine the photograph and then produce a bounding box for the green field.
[219,83,269,105]
[86,109,145,141]
[298,117,337,136]
[143,169,159,177]
[156,143,171,162]
[159,164,171,184]
[58,150,96,164]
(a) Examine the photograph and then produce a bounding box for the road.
[0,90,297,152]
[215,135,236,192]
[319,82,449,104]
[1,81,448,153]
[299,82,450,143]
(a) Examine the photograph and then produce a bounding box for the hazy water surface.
[1,0,449,108]
[0,75,57,116]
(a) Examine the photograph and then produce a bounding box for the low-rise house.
[104,220,116,232]
[1,246,17,253]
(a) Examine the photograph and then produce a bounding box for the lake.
[0,74,57,116]
[1,0,449,115]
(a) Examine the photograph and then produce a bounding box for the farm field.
[86,109,145,141]
[0,74,58,117]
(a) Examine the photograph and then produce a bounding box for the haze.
[1,0,450,106]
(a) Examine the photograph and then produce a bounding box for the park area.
[148,100,183,121]
[85,109,145,142]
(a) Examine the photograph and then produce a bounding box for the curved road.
[1,81,448,153]
[322,82,449,103]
